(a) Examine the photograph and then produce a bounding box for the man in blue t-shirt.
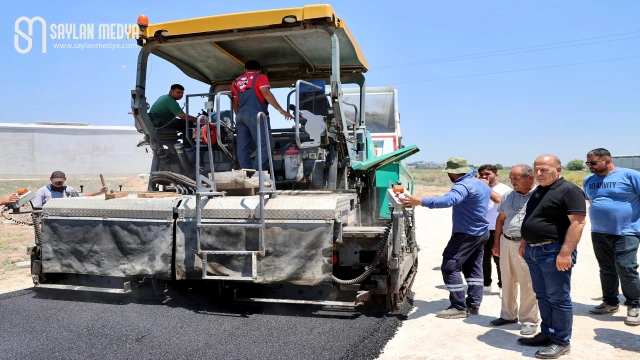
[401,157,491,319]
[583,148,640,326]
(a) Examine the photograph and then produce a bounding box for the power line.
[376,30,640,69]
[420,0,604,27]
[435,0,554,18]
[389,55,640,85]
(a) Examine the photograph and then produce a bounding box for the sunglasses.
[585,160,605,166]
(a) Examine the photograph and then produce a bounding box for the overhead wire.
[389,55,640,85]
[420,0,604,27]
[375,30,640,69]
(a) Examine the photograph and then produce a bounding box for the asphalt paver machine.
[30,5,420,310]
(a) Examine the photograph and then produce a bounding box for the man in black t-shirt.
[517,155,586,359]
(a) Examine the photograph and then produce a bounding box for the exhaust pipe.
[174,143,194,178]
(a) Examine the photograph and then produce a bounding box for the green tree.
[495,164,504,170]
[566,159,585,171]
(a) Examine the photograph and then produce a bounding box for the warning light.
[137,14,149,27]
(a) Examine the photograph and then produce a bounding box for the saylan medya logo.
[14,16,140,54]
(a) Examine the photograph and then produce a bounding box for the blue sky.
[3,0,639,166]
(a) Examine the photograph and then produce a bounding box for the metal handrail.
[214,91,238,167]
[294,80,324,149]
[341,100,358,125]
[255,111,277,253]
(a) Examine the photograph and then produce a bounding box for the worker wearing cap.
[400,157,491,319]
[33,171,107,209]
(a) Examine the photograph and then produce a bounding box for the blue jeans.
[524,242,576,345]
[236,112,275,170]
[591,233,640,307]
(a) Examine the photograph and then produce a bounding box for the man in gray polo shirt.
[490,164,540,335]
[33,171,107,209]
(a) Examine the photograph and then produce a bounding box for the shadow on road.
[26,287,412,321]
[573,302,628,323]
[594,328,640,353]
[407,298,450,320]
[477,328,537,357]
[464,314,506,329]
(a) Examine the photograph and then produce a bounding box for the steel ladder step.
[197,223,263,228]
[35,282,132,294]
[202,251,258,281]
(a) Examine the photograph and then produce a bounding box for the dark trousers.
[592,232,640,307]
[236,112,275,170]
[525,242,575,345]
[483,230,502,288]
[442,231,489,310]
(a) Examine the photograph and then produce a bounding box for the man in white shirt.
[478,164,512,296]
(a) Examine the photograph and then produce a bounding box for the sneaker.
[625,307,640,326]
[589,302,619,315]
[436,307,468,319]
[521,323,539,336]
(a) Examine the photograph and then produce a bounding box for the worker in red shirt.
[231,60,293,170]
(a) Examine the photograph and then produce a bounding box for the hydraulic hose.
[1,206,34,226]
[331,222,392,285]
[32,211,42,245]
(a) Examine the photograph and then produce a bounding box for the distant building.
[407,161,445,169]
[0,122,151,176]
[611,155,640,172]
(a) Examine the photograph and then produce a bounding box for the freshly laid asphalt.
[0,288,410,360]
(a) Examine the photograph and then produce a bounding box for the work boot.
[490,317,518,326]
[467,307,479,315]
[517,332,550,347]
[520,323,538,336]
[535,343,570,359]
[625,306,640,326]
[436,307,468,319]
[588,302,619,315]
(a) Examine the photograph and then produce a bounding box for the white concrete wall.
[612,156,640,172]
[0,123,152,176]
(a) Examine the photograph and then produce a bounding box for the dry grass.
[0,175,148,196]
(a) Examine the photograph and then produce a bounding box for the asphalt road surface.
[0,287,409,360]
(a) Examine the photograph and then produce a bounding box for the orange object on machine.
[137,15,149,27]
[192,124,218,145]
[17,188,28,195]
[392,184,404,195]
[201,124,217,145]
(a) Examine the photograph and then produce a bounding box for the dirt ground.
[378,206,640,360]
[413,184,450,198]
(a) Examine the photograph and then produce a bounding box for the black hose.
[1,206,34,226]
[32,212,42,246]
[331,222,392,285]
